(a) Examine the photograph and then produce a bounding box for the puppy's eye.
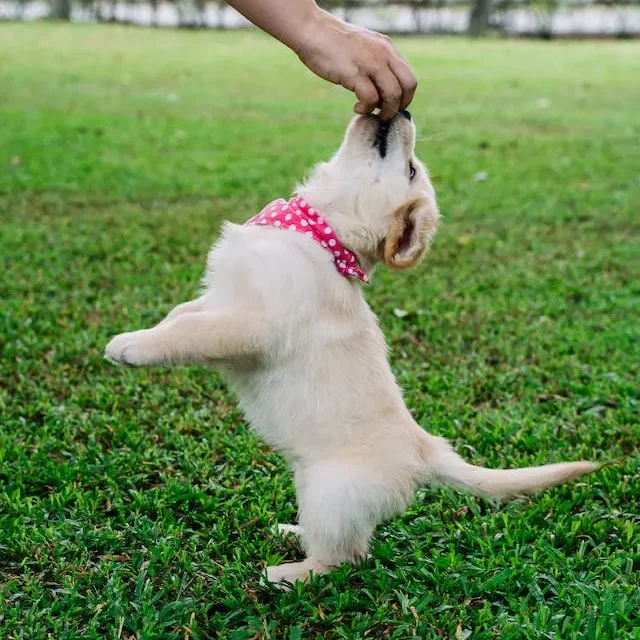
[409,163,416,181]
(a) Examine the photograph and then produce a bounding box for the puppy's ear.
[383,197,439,270]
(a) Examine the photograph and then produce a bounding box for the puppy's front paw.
[105,330,152,367]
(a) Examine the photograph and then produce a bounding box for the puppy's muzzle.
[374,111,411,158]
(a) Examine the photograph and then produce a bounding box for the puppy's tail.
[420,433,598,499]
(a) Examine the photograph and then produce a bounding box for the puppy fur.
[105,114,598,587]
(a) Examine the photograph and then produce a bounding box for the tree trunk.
[216,2,225,28]
[150,0,159,26]
[194,0,205,27]
[16,0,26,19]
[51,0,71,20]
[343,0,356,23]
[411,6,423,33]
[468,0,492,35]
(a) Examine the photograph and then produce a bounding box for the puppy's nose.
[399,109,412,121]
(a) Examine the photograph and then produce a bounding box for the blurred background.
[1,0,638,637]
[3,0,640,37]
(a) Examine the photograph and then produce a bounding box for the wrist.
[288,5,331,57]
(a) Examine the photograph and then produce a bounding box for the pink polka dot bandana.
[244,196,370,284]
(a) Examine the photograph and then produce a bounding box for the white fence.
[2,1,640,36]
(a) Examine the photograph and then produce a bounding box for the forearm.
[226,0,327,53]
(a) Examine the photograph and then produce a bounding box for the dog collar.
[245,196,370,284]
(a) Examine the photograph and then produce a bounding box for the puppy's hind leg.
[265,459,413,588]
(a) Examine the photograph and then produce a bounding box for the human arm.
[225,0,417,119]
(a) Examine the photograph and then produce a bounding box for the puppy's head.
[298,111,439,270]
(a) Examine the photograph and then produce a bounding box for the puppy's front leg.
[154,297,206,328]
[105,309,266,367]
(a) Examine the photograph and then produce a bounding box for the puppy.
[105,112,598,586]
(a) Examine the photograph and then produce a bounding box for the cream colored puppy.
[105,112,597,587]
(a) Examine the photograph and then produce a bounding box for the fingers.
[298,15,416,118]
[371,64,404,120]
[351,36,418,119]
[390,57,418,112]
[353,76,380,115]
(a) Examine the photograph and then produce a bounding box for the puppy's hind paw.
[275,524,304,538]
[264,558,332,589]
[265,563,308,590]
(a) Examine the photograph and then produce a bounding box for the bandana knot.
[245,196,369,284]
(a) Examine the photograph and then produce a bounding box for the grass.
[0,22,639,640]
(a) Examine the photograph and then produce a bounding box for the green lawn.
[1,23,639,640]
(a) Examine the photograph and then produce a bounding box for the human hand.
[295,10,417,120]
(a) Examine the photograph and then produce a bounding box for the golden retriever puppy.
[105,112,597,587]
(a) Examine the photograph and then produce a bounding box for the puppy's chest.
[223,323,392,454]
